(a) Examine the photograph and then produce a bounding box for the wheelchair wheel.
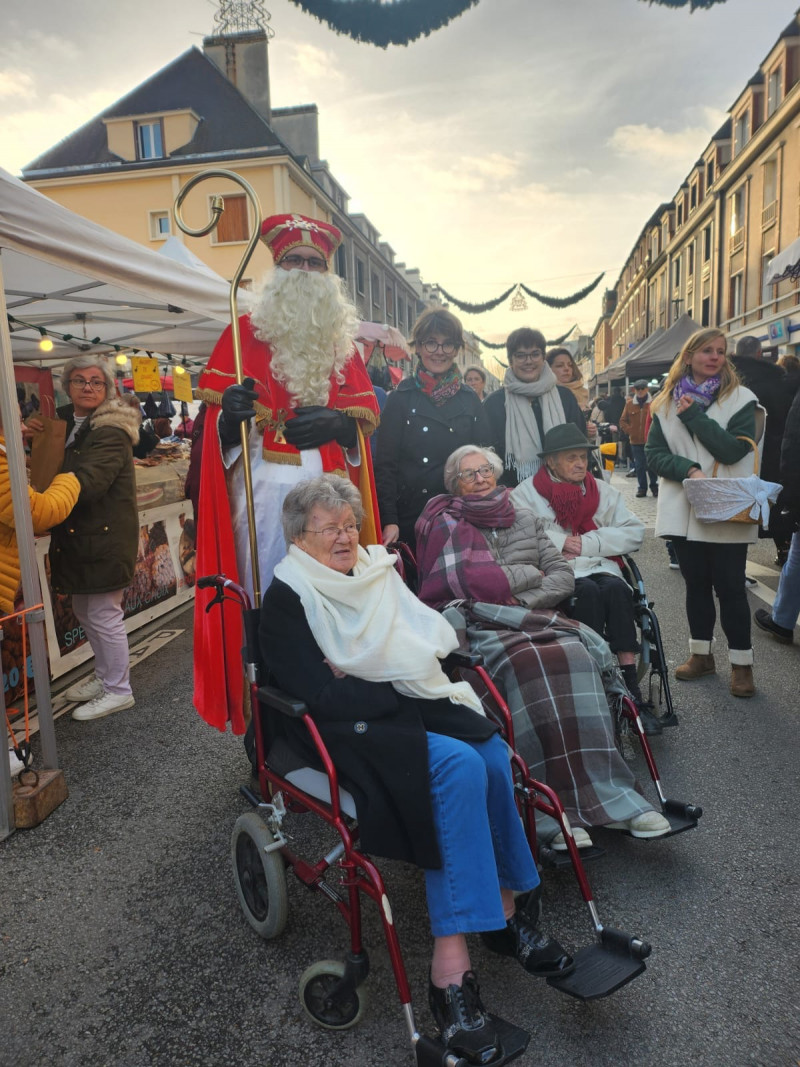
[231,812,289,940]
[299,960,367,1030]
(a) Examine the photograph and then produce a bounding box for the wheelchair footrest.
[538,843,605,870]
[415,1016,531,1066]
[546,936,647,1001]
[656,710,680,728]
[660,798,702,836]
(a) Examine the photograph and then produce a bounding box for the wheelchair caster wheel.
[299,960,367,1030]
[231,811,289,940]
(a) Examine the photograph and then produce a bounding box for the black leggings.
[671,539,750,651]
[571,573,638,654]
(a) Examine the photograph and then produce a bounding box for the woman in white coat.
[645,329,761,698]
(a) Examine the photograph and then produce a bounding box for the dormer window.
[136,120,164,160]
[733,110,749,155]
[767,67,782,116]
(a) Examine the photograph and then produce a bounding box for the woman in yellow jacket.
[0,410,80,617]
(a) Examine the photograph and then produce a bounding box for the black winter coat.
[374,380,490,547]
[779,387,800,515]
[259,578,497,869]
[731,356,790,483]
[49,400,139,595]
[483,384,586,488]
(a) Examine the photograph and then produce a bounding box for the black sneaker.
[481,913,575,978]
[635,490,647,498]
[428,971,502,1066]
[635,704,664,736]
[754,608,793,645]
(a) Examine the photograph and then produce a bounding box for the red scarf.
[532,466,601,535]
[532,468,623,571]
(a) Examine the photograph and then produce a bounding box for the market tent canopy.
[0,167,233,364]
[625,313,702,377]
[594,327,665,386]
[765,236,800,285]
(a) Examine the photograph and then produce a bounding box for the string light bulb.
[115,354,128,366]
[39,337,54,352]
[174,365,186,376]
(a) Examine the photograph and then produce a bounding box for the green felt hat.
[538,424,591,458]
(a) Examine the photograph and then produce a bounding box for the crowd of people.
[5,210,798,1063]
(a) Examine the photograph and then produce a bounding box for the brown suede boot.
[730,665,755,698]
[675,653,716,680]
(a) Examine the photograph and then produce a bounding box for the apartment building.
[21,20,422,345]
[601,10,800,373]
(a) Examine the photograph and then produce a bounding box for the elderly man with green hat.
[512,425,662,734]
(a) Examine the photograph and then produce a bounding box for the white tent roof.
[0,167,234,364]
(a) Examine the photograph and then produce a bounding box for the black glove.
[283,406,357,450]
[767,506,800,541]
[218,378,258,448]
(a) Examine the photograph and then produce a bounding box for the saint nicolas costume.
[194,214,380,733]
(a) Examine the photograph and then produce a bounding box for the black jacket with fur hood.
[49,398,140,595]
[730,356,790,483]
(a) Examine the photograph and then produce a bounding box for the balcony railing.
[730,227,745,253]
[761,200,778,228]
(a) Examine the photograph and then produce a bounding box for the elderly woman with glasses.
[260,474,573,1065]
[41,357,141,721]
[375,308,490,553]
[484,328,587,488]
[415,445,671,849]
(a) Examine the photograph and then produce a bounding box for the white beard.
[248,268,359,406]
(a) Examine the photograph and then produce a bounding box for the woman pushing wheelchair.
[259,474,573,1066]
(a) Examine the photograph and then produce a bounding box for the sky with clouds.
[1,0,797,361]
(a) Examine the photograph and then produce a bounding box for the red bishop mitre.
[260,213,342,265]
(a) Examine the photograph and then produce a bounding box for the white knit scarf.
[273,543,484,714]
[503,363,566,480]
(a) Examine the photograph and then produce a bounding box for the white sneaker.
[64,674,104,703]
[606,809,671,839]
[71,691,135,721]
[550,827,593,850]
[8,749,24,778]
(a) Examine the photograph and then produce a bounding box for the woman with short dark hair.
[374,309,489,552]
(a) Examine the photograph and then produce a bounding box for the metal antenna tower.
[213,1,274,37]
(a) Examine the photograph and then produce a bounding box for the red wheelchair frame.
[201,572,700,1065]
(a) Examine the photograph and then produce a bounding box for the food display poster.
[130,356,162,393]
[33,500,196,679]
[171,367,194,404]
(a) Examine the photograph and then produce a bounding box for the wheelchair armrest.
[257,683,308,719]
[441,649,483,672]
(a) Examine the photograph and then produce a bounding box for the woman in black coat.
[375,308,489,551]
[260,474,572,1064]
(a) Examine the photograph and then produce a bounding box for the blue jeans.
[630,443,657,494]
[424,732,539,937]
[772,531,800,630]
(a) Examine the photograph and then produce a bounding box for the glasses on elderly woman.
[302,523,361,541]
[69,377,107,391]
[457,464,494,483]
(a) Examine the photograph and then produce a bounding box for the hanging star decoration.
[510,286,528,312]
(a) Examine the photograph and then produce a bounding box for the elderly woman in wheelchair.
[415,444,670,851]
[511,424,663,736]
[259,474,573,1066]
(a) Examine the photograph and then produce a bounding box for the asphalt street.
[2,468,798,1067]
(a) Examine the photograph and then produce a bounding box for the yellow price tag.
[130,356,162,392]
[172,367,194,403]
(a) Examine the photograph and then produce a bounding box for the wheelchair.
[199,572,700,1066]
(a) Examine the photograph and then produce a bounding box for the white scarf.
[504,363,566,479]
[273,543,484,714]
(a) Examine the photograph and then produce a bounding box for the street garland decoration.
[285,0,479,47]
[436,273,604,315]
[520,272,605,310]
[472,328,573,354]
[286,0,729,49]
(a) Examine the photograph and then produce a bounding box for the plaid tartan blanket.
[442,602,652,832]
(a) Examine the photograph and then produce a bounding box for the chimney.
[204,29,271,124]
